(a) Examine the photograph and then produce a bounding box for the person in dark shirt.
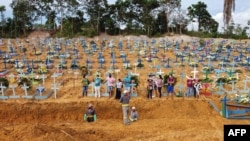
[120,90,130,125]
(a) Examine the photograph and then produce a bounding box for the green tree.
[35,0,54,29]
[83,0,109,36]
[11,0,39,36]
[54,0,68,36]
[188,1,218,32]
[159,0,181,33]
[0,5,6,36]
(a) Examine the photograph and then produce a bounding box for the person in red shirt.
[186,76,194,97]
[167,74,175,99]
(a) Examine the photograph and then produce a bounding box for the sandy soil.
[0,32,250,141]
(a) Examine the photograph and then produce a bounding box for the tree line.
[0,0,248,38]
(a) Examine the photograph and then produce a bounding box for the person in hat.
[147,78,154,99]
[130,106,139,122]
[120,90,130,125]
[83,103,97,122]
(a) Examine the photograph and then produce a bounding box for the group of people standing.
[81,71,133,100]
[186,76,202,98]
[146,74,175,99]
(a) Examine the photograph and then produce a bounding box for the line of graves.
[0,37,250,103]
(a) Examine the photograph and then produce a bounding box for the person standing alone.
[115,79,123,100]
[106,73,116,97]
[94,75,101,98]
[82,75,90,97]
[120,90,130,125]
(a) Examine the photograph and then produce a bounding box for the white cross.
[51,83,59,99]
[156,68,164,75]
[243,77,250,90]
[0,83,6,96]
[22,83,29,96]
[9,85,17,96]
[51,73,58,84]
[40,74,47,85]
[191,67,199,79]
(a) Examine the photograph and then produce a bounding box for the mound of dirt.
[28,30,51,39]
[0,98,249,141]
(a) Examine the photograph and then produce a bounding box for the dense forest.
[0,0,249,38]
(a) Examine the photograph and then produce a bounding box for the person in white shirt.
[115,78,123,100]
[94,75,101,98]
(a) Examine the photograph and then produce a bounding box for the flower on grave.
[137,63,144,68]
[35,51,42,55]
[234,69,242,73]
[0,77,9,88]
[18,77,32,90]
[189,62,198,67]
[175,63,181,66]
[107,70,114,74]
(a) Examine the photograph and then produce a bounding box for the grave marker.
[51,73,59,99]
[238,77,250,93]
[191,67,199,79]
[102,83,109,97]
[164,58,171,68]
[0,83,8,100]
[41,74,47,85]
[21,83,32,99]
[87,82,95,97]
[130,81,137,97]
[9,85,20,99]
[214,80,225,95]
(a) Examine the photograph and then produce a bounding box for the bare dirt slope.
[1,97,249,141]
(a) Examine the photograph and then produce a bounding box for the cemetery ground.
[0,32,250,141]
